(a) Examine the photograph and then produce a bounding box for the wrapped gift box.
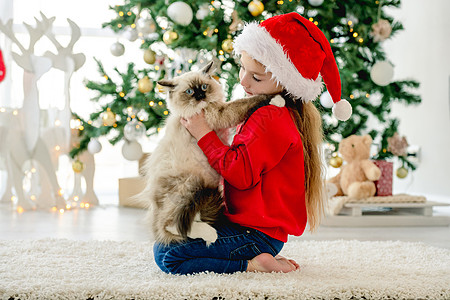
[373,160,393,196]
[118,177,147,209]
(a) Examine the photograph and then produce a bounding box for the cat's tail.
[175,180,224,239]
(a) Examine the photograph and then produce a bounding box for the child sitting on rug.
[153,12,352,275]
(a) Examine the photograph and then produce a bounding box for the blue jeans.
[153,223,284,275]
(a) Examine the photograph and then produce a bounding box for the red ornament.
[0,48,5,83]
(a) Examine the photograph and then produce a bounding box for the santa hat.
[233,12,352,121]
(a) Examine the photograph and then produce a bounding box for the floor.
[1,203,450,249]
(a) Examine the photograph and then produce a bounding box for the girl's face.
[239,51,283,96]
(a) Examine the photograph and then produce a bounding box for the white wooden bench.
[323,201,450,227]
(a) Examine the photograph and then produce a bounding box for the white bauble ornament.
[196,4,210,20]
[123,28,138,42]
[320,91,334,108]
[308,0,324,6]
[370,61,394,86]
[124,119,146,141]
[110,42,125,56]
[87,139,102,154]
[167,2,193,26]
[136,18,157,35]
[122,141,143,161]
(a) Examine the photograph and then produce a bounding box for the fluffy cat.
[139,61,285,245]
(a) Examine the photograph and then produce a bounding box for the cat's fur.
[139,62,285,245]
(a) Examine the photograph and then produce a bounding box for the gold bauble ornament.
[102,110,116,126]
[72,160,85,173]
[248,0,264,17]
[221,38,234,53]
[143,49,156,64]
[163,30,178,45]
[329,156,343,168]
[396,167,408,179]
[138,76,153,94]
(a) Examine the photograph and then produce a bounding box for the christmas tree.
[71,0,421,174]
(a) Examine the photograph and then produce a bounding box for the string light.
[164,111,169,115]
[119,11,124,16]
[59,209,65,214]
[13,110,18,116]
[119,92,125,97]
[131,23,136,28]
[55,145,61,151]
[127,12,132,16]
[0,107,5,112]
[350,94,355,99]
[158,101,163,106]
[17,206,24,214]
[149,101,155,107]
[366,93,370,98]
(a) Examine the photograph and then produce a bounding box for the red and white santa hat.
[233,12,352,121]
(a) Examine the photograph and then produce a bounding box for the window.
[0,0,152,205]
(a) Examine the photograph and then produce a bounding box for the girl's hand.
[180,111,212,141]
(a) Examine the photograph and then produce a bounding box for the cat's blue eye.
[201,84,208,91]
[185,88,194,95]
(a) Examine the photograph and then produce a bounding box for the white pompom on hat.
[233,12,352,121]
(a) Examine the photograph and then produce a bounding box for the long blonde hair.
[285,93,325,232]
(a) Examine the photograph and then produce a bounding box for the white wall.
[384,0,450,200]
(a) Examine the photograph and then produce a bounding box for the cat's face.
[158,62,225,118]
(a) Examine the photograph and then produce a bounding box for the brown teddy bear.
[328,135,382,199]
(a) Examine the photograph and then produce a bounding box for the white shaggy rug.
[0,239,449,300]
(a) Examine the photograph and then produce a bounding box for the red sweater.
[197,105,307,242]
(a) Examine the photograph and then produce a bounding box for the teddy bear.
[328,135,382,199]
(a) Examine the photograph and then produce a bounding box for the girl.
[153,12,352,275]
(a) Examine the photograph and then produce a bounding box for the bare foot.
[247,253,298,273]
[276,255,300,271]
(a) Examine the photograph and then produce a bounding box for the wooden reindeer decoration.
[0,14,66,210]
[39,12,98,206]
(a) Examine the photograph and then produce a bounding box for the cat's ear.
[157,79,177,90]
[201,61,215,76]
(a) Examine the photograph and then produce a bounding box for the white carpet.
[0,239,449,300]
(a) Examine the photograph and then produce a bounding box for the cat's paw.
[269,95,285,107]
[188,221,218,246]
